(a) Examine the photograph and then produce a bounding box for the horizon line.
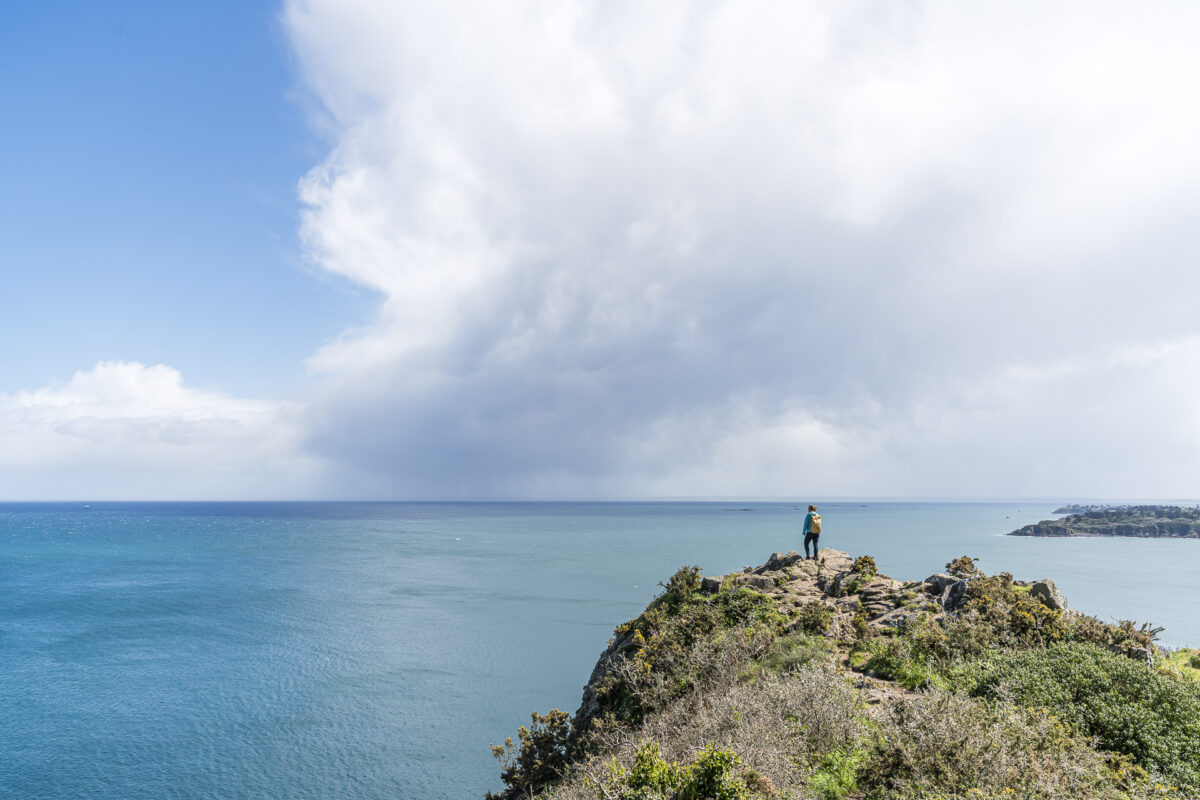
[3,497,1200,505]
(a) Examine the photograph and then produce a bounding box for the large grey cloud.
[284,0,1200,498]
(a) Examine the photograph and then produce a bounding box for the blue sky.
[4,1,1200,500]
[0,2,368,396]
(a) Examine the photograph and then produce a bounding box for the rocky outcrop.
[582,550,1076,722]
[575,549,1074,728]
[1030,579,1067,610]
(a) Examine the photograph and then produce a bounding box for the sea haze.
[1,501,1195,799]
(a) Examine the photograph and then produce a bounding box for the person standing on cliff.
[803,505,822,559]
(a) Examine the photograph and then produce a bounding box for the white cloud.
[278,0,1200,498]
[0,362,321,500]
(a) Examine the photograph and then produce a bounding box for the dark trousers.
[803,532,819,558]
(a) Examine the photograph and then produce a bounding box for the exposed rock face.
[938,577,973,611]
[737,574,777,592]
[1030,579,1067,610]
[817,550,854,573]
[924,573,958,594]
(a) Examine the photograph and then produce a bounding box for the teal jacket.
[804,511,817,534]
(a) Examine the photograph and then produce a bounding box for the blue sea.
[2,501,1197,799]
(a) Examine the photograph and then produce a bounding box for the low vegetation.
[953,642,1200,790]
[488,554,1200,800]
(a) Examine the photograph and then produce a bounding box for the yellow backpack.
[810,513,822,534]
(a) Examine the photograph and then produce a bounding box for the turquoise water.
[1,501,1196,798]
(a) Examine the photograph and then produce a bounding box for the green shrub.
[863,690,1132,800]
[740,633,827,681]
[679,746,753,800]
[659,565,703,609]
[795,601,834,635]
[850,611,973,689]
[1191,652,1200,670]
[619,740,682,799]
[600,741,753,800]
[958,574,1065,648]
[945,555,979,577]
[487,710,573,799]
[1065,615,1161,654]
[935,608,998,661]
[593,576,787,725]
[807,747,863,800]
[855,635,941,690]
[850,555,877,578]
[952,641,1200,791]
[851,611,873,642]
[842,573,873,595]
[711,587,785,629]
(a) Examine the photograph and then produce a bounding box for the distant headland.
[1011,504,1200,538]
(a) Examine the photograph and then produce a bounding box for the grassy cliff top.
[488,550,1200,800]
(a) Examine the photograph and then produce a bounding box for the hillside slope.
[489,550,1200,800]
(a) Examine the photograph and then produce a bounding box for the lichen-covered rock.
[766,550,801,570]
[788,559,819,580]
[859,578,900,601]
[872,606,923,629]
[836,596,861,612]
[924,573,958,594]
[829,571,854,597]
[738,574,776,592]
[818,549,853,573]
[936,575,974,614]
[701,575,724,594]
[1029,579,1067,610]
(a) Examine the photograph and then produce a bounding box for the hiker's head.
[808,504,817,512]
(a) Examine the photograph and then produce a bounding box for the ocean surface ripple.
[1,501,1195,798]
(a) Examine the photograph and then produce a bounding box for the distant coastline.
[1010,504,1200,538]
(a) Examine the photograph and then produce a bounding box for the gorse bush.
[850,610,873,642]
[945,555,979,577]
[487,710,574,800]
[595,569,786,725]
[958,573,1065,649]
[864,689,1134,800]
[952,641,1200,791]
[855,633,941,690]
[794,601,834,635]
[807,747,863,800]
[599,742,754,800]
[609,741,680,800]
[850,555,877,577]
[539,664,866,800]
[679,746,754,800]
[841,555,880,596]
[1064,615,1161,654]
[739,633,827,682]
[658,565,702,609]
